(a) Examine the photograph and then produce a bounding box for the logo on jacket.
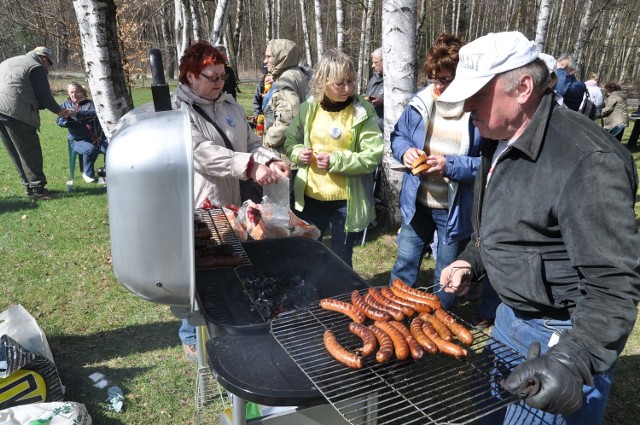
[226,116,236,127]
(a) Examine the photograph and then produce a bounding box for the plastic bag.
[0,305,54,367]
[262,177,290,209]
[0,401,91,424]
[236,197,320,240]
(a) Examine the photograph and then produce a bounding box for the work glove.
[503,342,593,415]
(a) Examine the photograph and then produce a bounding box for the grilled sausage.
[319,298,366,324]
[195,253,244,269]
[380,287,433,314]
[389,321,425,360]
[194,228,212,239]
[351,290,391,321]
[421,321,468,359]
[364,294,405,321]
[391,278,441,303]
[419,312,454,342]
[374,321,410,361]
[369,325,394,363]
[349,322,377,357]
[323,329,364,369]
[389,284,441,310]
[409,317,438,354]
[369,287,415,317]
[434,308,475,346]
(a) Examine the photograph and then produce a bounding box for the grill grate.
[271,289,525,424]
[194,207,251,267]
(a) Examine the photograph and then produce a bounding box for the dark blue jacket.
[391,85,481,244]
[56,98,106,145]
[459,91,640,375]
[555,68,586,111]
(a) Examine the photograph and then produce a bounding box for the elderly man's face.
[464,77,526,141]
[372,54,383,76]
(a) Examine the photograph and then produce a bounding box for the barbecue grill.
[105,50,525,425]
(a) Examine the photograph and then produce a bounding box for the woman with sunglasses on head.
[172,40,290,361]
[389,33,491,317]
[284,49,383,267]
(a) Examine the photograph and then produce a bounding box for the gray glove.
[503,342,593,415]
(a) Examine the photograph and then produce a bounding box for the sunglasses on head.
[200,72,228,83]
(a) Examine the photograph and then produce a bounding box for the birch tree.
[298,0,313,65]
[573,0,594,74]
[336,0,345,51]
[534,0,551,52]
[314,0,325,61]
[264,0,272,42]
[73,0,132,138]
[210,0,232,45]
[174,0,190,62]
[381,0,417,227]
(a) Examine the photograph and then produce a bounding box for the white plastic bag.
[0,401,91,424]
[0,305,55,369]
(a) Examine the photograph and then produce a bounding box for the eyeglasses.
[200,72,228,83]
[332,81,355,89]
[433,76,454,85]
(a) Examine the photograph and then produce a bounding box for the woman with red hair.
[173,40,290,360]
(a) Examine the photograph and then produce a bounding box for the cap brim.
[438,74,494,103]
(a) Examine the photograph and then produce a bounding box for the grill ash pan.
[196,238,370,334]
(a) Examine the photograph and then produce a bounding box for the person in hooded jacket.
[172,40,290,361]
[262,39,309,156]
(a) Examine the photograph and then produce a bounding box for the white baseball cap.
[439,31,539,103]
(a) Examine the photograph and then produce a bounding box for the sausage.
[391,278,441,303]
[380,287,433,314]
[195,253,244,269]
[369,325,394,363]
[349,322,377,357]
[194,227,212,239]
[419,312,454,342]
[369,287,415,317]
[364,294,405,321]
[389,284,441,310]
[351,290,391,321]
[434,308,475,346]
[323,329,364,369]
[389,321,424,360]
[374,321,410,361]
[319,298,366,324]
[409,317,438,354]
[421,321,468,359]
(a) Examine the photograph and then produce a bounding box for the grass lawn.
[0,80,638,424]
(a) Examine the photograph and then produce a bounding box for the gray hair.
[498,58,550,95]
[557,53,576,71]
[371,47,382,60]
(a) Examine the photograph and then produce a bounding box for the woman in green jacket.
[284,49,383,267]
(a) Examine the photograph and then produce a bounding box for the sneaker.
[182,344,197,363]
[82,173,97,183]
[471,315,494,330]
[25,187,34,196]
[32,189,55,200]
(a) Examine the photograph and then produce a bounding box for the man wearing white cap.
[439,31,639,424]
[0,47,74,199]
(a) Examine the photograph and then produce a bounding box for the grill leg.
[232,394,247,425]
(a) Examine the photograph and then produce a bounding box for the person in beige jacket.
[601,81,629,141]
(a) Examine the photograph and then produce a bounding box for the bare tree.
[534,0,551,52]
[336,0,345,51]
[210,0,232,45]
[264,0,272,42]
[381,0,417,227]
[573,0,594,75]
[298,0,313,65]
[72,0,133,138]
[314,0,325,61]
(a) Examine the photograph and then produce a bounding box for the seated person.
[56,82,107,183]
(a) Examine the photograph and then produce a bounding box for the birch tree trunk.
[298,0,313,65]
[381,0,417,227]
[189,0,202,41]
[73,0,132,138]
[314,0,325,61]
[336,0,345,51]
[573,0,594,75]
[174,0,189,62]
[534,0,550,52]
[210,0,231,45]
[264,0,272,42]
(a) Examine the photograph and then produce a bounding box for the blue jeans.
[178,319,196,346]
[390,204,466,309]
[296,196,362,268]
[70,139,107,178]
[478,303,615,425]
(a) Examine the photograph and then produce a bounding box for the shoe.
[182,344,197,363]
[82,173,97,183]
[32,189,55,200]
[25,187,34,196]
[471,315,494,330]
